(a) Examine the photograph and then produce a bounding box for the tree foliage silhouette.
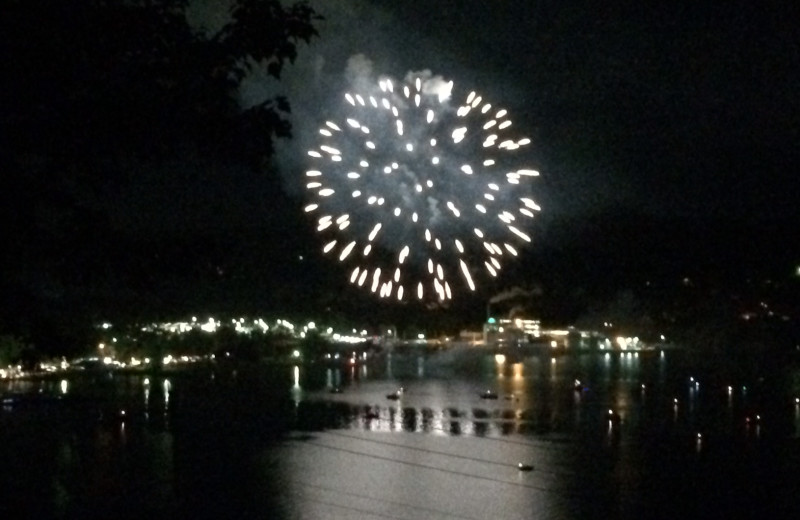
[0,0,321,351]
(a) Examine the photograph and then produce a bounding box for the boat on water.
[480,390,499,399]
[386,387,404,400]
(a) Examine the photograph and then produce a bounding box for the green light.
[488,317,496,324]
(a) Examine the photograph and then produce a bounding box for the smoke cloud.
[489,286,538,304]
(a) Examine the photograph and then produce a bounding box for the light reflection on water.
[284,349,800,519]
[2,349,800,519]
[294,348,800,452]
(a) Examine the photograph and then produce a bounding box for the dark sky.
[247,0,796,319]
[97,0,800,317]
[6,0,800,330]
[116,0,800,231]
[231,0,800,222]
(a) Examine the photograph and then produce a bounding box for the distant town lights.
[200,318,217,333]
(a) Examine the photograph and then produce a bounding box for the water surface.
[2,349,799,519]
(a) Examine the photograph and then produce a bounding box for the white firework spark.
[304,72,540,302]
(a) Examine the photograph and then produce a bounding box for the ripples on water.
[2,349,800,519]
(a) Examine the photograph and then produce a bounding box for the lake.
[2,347,800,519]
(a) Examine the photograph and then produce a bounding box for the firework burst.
[304,72,540,303]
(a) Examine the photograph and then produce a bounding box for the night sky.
[130,0,800,227]
[263,0,800,220]
[3,0,800,338]
[186,0,800,310]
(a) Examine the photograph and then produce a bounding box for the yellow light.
[494,354,506,364]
